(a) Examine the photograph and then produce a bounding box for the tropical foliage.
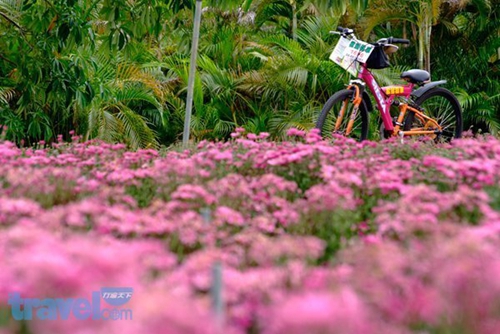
[0,0,498,147]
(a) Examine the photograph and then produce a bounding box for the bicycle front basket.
[365,46,390,69]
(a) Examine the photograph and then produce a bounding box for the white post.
[211,261,225,333]
[183,0,203,146]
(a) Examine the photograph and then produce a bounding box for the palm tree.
[82,44,168,149]
[251,0,368,40]
[432,0,500,134]
[362,0,491,73]
[244,16,346,136]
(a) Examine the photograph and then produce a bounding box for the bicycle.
[315,26,463,142]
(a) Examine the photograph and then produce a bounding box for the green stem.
[291,0,297,41]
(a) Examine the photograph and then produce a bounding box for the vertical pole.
[201,207,211,224]
[211,261,225,333]
[183,0,203,146]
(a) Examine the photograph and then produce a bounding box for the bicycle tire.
[316,89,369,141]
[404,87,462,141]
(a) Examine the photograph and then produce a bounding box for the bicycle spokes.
[403,88,462,141]
[316,89,368,141]
[332,98,363,137]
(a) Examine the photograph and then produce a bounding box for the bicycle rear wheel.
[315,89,369,141]
[404,87,462,141]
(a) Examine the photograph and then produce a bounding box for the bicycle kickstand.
[398,131,404,144]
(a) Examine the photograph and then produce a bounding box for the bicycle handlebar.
[334,26,410,45]
[336,26,354,35]
[388,37,410,45]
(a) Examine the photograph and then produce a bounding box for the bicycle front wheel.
[315,89,369,141]
[404,87,462,141]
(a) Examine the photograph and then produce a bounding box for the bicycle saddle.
[401,69,430,84]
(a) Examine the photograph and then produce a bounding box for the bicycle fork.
[335,84,363,136]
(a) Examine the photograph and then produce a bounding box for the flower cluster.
[0,132,500,333]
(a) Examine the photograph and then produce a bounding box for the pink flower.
[286,128,306,138]
[258,132,270,139]
[262,289,377,334]
[305,128,322,143]
[171,184,216,205]
[246,133,258,140]
[215,206,245,226]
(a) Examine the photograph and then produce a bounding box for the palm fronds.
[456,90,500,135]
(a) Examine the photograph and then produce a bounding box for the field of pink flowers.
[0,129,500,334]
